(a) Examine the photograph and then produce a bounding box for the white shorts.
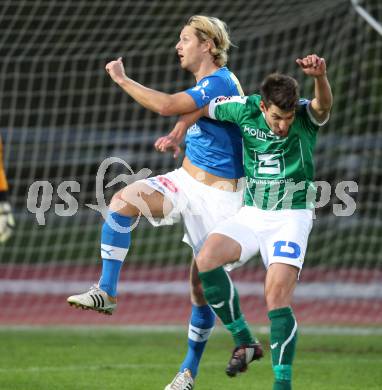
[211,206,313,272]
[139,167,243,255]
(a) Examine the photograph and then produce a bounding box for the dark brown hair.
[260,73,299,112]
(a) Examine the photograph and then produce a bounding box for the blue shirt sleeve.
[184,75,230,109]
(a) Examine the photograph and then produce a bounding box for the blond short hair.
[186,15,232,67]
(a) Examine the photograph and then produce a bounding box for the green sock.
[273,365,292,390]
[226,315,255,346]
[268,307,297,390]
[199,266,255,346]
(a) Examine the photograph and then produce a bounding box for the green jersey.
[210,94,326,210]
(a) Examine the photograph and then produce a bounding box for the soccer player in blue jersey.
[67,15,252,390]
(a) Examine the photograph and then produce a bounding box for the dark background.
[0,0,381,268]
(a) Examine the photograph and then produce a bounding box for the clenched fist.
[105,57,127,84]
[296,54,327,78]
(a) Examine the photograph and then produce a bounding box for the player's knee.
[196,249,217,273]
[109,189,139,217]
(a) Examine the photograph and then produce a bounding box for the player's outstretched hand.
[0,201,15,243]
[154,131,182,159]
[105,57,127,84]
[296,54,326,77]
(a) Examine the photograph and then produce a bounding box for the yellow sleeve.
[0,139,9,192]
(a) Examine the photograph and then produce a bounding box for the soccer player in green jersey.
[159,54,333,389]
[198,54,332,389]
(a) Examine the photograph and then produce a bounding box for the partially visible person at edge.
[157,54,333,390]
[67,15,248,390]
[0,136,15,244]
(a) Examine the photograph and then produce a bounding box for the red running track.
[0,265,381,326]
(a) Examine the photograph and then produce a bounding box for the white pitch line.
[0,280,382,299]
[1,324,382,335]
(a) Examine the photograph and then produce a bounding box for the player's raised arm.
[296,54,333,123]
[106,57,197,116]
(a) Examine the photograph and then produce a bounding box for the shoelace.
[170,372,192,390]
[171,373,184,390]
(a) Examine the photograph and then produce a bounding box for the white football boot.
[67,285,116,315]
[165,369,194,390]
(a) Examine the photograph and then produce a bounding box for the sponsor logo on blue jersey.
[187,123,202,136]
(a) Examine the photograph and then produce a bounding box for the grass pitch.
[0,327,381,390]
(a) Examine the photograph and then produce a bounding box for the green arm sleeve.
[208,95,248,124]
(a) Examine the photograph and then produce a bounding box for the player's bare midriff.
[182,156,238,192]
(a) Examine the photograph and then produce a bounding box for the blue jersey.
[184,67,244,179]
